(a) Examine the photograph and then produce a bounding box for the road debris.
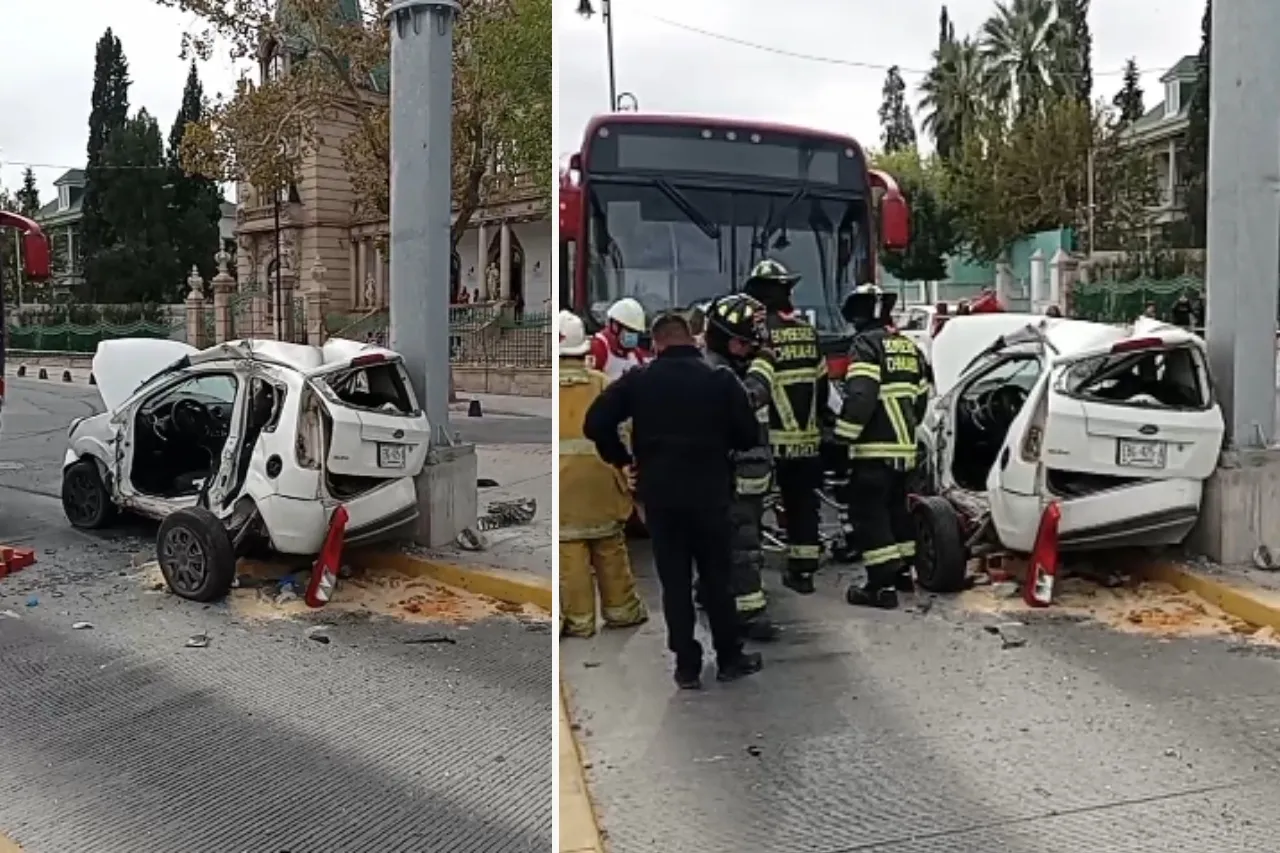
[403,634,457,645]
[305,625,331,644]
[983,622,1027,649]
[476,497,537,532]
[25,596,37,607]
[71,621,93,630]
[185,633,210,648]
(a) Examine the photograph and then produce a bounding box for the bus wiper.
[758,187,810,249]
[653,178,720,241]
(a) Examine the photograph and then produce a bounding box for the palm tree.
[918,36,986,160]
[980,0,1065,120]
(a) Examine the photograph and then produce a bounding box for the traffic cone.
[1023,502,1061,608]
[305,505,349,608]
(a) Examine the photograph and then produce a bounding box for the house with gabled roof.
[1120,54,1199,235]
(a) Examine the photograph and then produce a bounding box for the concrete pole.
[387,0,459,444]
[1204,0,1280,449]
[386,0,477,546]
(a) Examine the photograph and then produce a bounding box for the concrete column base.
[1188,449,1280,564]
[412,443,479,547]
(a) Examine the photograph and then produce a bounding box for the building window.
[58,186,69,211]
[1165,81,1180,117]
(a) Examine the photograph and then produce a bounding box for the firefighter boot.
[782,570,816,595]
[846,584,900,610]
[559,540,598,638]
[716,650,764,683]
[592,532,649,629]
[738,609,780,642]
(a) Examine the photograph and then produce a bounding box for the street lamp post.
[576,0,617,111]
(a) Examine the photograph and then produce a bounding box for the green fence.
[1071,274,1204,324]
[327,304,551,368]
[7,318,182,352]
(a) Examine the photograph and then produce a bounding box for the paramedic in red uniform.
[586,297,651,382]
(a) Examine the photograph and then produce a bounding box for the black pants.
[727,493,767,617]
[774,454,823,576]
[847,460,913,589]
[646,504,743,671]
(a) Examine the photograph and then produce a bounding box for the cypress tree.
[879,66,918,153]
[82,29,131,295]
[1112,58,1145,126]
[1184,0,1211,247]
[168,61,223,283]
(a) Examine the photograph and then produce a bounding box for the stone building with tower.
[233,0,552,336]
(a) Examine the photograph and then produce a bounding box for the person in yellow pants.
[558,310,648,637]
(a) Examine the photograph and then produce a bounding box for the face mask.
[619,330,640,349]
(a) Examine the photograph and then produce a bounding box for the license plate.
[1117,438,1166,469]
[377,443,407,468]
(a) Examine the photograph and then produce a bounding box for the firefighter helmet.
[745,258,801,288]
[842,283,898,324]
[605,297,646,332]
[705,293,768,344]
[557,310,592,357]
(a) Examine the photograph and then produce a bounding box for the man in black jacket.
[584,312,765,689]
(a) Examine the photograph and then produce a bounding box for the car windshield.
[584,178,869,334]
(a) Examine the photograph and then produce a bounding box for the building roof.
[53,169,86,187]
[1159,55,1199,84]
[275,0,387,93]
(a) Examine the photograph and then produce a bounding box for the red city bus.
[0,211,53,410]
[559,113,908,375]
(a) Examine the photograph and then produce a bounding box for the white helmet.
[606,297,646,332]
[557,310,592,357]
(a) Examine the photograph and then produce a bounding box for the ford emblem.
[1138,424,1158,436]
[393,428,405,439]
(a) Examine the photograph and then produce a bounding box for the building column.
[476,222,488,299]
[499,221,512,300]
[376,244,386,307]
[349,239,359,306]
[356,238,368,308]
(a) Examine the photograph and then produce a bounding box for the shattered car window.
[322,361,417,414]
[1060,346,1208,409]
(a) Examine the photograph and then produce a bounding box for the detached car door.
[309,353,431,478]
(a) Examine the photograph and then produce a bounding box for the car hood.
[92,338,198,414]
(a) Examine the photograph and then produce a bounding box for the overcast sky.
[556,0,1205,156]
[0,0,243,202]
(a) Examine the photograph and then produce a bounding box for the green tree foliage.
[157,0,551,250]
[1183,0,1211,247]
[878,66,917,153]
[938,5,954,51]
[82,29,131,278]
[1054,0,1092,104]
[0,186,16,302]
[980,0,1064,120]
[872,148,958,283]
[167,61,224,282]
[918,36,985,161]
[84,110,181,303]
[948,97,1155,260]
[15,169,40,218]
[1112,58,1144,126]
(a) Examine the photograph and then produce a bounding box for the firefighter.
[586,297,651,382]
[557,310,648,637]
[832,284,929,610]
[742,259,827,595]
[703,293,779,642]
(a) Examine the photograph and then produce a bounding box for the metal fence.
[7,317,184,351]
[328,303,551,368]
[1071,274,1204,324]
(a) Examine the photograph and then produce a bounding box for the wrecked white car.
[911,314,1224,592]
[62,338,430,601]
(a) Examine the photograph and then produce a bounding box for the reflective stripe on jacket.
[560,360,634,539]
[758,313,826,458]
[833,327,928,463]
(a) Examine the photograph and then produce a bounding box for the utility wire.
[645,13,1168,79]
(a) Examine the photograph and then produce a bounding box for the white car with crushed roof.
[907,314,1224,592]
[62,337,430,601]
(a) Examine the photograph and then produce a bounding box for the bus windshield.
[584,178,869,334]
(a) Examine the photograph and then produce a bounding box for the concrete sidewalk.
[450,392,550,419]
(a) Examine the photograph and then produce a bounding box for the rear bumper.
[259,476,419,555]
[1057,477,1204,551]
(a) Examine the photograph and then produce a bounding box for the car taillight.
[0,377,6,399]
[1111,337,1163,353]
[351,354,386,367]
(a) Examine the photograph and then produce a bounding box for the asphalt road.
[562,546,1280,852]
[0,378,553,853]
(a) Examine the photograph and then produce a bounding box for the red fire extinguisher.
[306,505,349,608]
[1023,501,1061,608]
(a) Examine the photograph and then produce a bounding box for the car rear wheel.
[62,459,117,529]
[157,507,237,602]
[913,495,967,593]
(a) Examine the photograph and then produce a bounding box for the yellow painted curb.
[559,683,607,853]
[1135,558,1280,632]
[350,549,552,611]
[0,834,23,852]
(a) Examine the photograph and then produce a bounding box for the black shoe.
[832,545,862,564]
[674,667,703,690]
[846,585,899,609]
[739,616,780,642]
[716,651,764,682]
[894,572,916,593]
[782,570,815,595]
